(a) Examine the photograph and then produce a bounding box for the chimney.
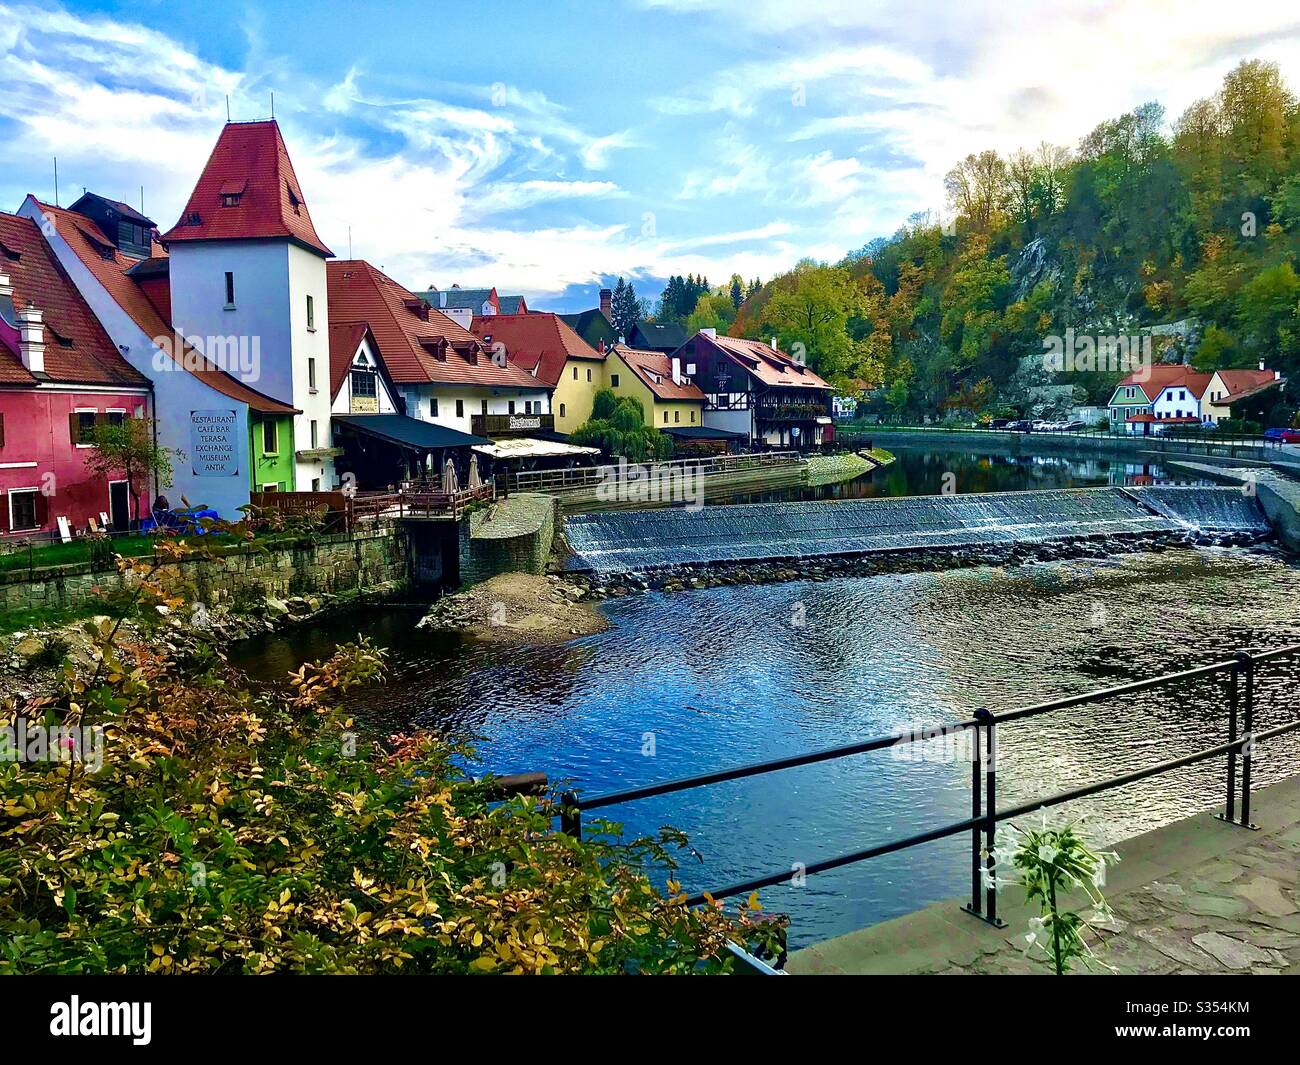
[1260,358,1266,371]
[18,302,45,373]
[671,357,682,385]
[599,288,612,318]
[597,339,605,354]
[770,336,778,351]
[701,327,716,339]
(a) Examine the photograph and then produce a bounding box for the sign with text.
[189,409,240,477]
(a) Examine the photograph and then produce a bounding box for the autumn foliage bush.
[0,539,784,974]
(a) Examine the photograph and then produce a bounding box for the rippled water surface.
[233,548,1300,948]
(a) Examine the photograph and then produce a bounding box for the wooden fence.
[506,451,802,495]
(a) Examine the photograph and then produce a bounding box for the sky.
[3,1,1300,313]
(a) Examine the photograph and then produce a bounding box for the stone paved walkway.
[788,774,1300,975]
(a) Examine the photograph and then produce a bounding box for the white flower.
[1092,860,1107,888]
[1037,843,1059,864]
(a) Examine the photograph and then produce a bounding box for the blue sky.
[3,1,1298,312]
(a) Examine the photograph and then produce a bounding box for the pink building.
[0,212,152,538]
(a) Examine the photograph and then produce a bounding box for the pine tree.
[609,277,641,339]
[729,275,744,309]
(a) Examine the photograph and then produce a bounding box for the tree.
[569,389,672,461]
[87,418,177,525]
[729,275,744,309]
[609,277,645,339]
[944,150,1009,231]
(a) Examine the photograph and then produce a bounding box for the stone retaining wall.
[459,493,559,587]
[0,529,408,613]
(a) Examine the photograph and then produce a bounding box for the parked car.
[1006,419,1034,431]
[1264,427,1300,443]
[1059,419,1087,431]
[1030,419,1050,431]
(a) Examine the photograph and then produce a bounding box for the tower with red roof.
[162,120,335,491]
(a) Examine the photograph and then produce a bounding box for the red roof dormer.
[161,120,333,257]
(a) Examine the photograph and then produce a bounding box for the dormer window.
[287,185,302,215]
[219,179,247,208]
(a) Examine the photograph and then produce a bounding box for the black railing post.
[1240,654,1256,829]
[559,791,582,840]
[979,708,1003,927]
[967,717,983,918]
[1224,652,1243,823]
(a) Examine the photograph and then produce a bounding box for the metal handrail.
[559,644,1300,927]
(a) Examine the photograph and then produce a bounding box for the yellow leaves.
[468,956,497,973]
[746,891,762,912]
[470,931,483,948]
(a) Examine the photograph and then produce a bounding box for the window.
[691,410,696,423]
[8,488,39,531]
[262,419,278,454]
[611,373,620,387]
[0,412,5,447]
[310,420,318,448]
[308,357,317,392]
[455,399,464,418]
[586,368,592,382]
[560,403,566,418]
[674,410,680,423]
[311,478,321,492]
[350,369,377,398]
[430,397,439,417]
[106,410,126,427]
[306,295,315,331]
[481,400,488,415]
[663,411,668,424]
[508,401,516,415]
[224,272,235,307]
[572,367,578,381]
[74,411,97,445]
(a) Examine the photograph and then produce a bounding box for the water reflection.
[231,548,1300,948]
[723,447,1204,503]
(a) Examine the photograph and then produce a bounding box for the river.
[232,544,1300,949]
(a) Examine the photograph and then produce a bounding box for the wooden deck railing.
[250,483,495,528]
[506,450,803,494]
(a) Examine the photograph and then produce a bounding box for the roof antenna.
[140,185,145,216]
[348,225,353,260]
[53,156,59,207]
[270,92,275,119]
[226,95,231,122]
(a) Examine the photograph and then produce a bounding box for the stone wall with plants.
[460,494,559,587]
[0,529,408,615]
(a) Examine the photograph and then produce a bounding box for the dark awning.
[662,425,747,440]
[333,414,489,450]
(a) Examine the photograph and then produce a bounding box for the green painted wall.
[249,413,296,492]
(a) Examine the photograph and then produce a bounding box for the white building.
[161,120,336,492]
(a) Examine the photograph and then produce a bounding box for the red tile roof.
[30,199,297,413]
[469,312,603,387]
[704,333,832,390]
[1114,364,1202,401]
[611,344,706,402]
[0,211,148,388]
[327,261,544,390]
[328,321,371,399]
[161,121,332,257]
[1212,369,1284,405]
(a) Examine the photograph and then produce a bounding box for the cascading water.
[562,486,1271,574]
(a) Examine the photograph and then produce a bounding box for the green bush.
[0,546,782,974]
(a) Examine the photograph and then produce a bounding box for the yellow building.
[607,344,707,430]
[471,312,606,434]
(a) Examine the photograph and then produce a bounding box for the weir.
[561,486,1271,574]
